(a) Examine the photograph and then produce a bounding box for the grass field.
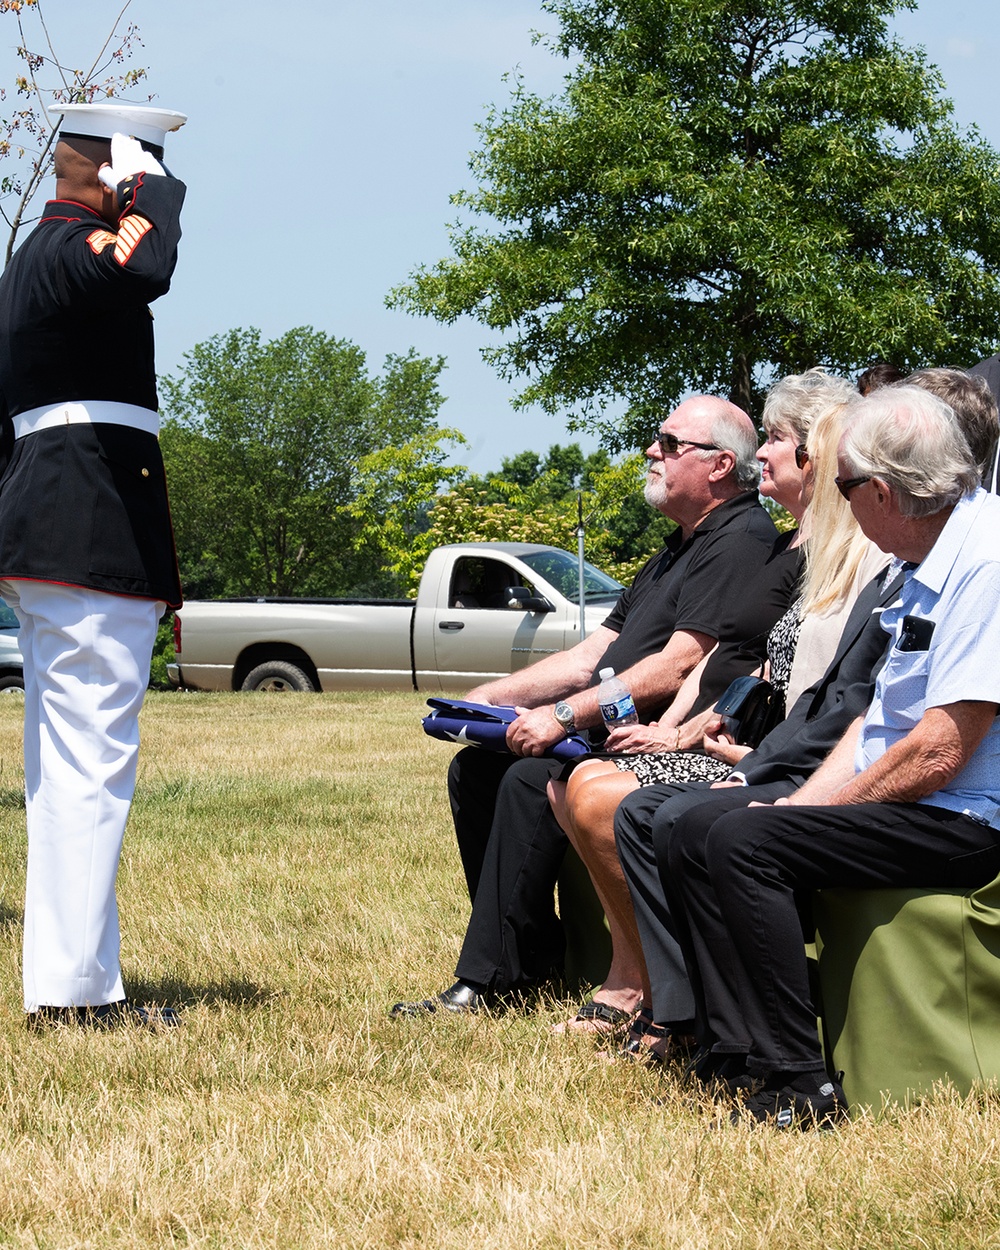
[0,690,998,1248]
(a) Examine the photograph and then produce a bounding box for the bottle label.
[601,693,636,724]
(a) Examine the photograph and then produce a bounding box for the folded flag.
[422,698,590,760]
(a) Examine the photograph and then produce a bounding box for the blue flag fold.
[422,698,591,760]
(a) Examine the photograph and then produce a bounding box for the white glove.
[98,132,164,191]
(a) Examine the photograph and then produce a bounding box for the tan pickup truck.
[167,542,624,692]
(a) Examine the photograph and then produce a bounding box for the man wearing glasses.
[393,395,792,1017]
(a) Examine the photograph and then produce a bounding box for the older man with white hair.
[671,385,1000,1127]
[393,394,795,1018]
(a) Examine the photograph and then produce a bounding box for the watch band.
[553,701,576,732]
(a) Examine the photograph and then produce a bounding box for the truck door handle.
[439,620,465,631]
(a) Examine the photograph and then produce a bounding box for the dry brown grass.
[0,691,996,1248]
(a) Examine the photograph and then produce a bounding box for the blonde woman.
[701,397,889,767]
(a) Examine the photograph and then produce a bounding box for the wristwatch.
[553,701,576,733]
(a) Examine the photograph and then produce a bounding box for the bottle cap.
[599,667,615,680]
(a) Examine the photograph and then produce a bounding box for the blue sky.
[3,2,998,471]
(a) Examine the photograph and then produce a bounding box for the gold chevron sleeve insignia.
[113,215,154,265]
[86,229,117,255]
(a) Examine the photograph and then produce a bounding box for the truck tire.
[241,661,315,693]
[0,673,23,693]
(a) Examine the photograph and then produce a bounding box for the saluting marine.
[0,101,187,1027]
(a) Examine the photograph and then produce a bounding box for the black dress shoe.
[129,1003,182,1029]
[731,1074,848,1130]
[390,980,486,1017]
[684,1045,750,1087]
[27,1000,182,1032]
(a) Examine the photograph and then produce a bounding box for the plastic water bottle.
[598,667,638,728]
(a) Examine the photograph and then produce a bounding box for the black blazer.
[740,569,904,787]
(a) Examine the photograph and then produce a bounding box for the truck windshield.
[520,550,624,605]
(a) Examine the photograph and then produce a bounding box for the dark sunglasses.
[835,475,871,501]
[794,444,809,469]
[653,432,720,455]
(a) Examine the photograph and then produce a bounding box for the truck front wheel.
[241,661,315,693]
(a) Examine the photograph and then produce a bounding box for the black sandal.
[556,998,637,1035]
[619,1007,670,1066]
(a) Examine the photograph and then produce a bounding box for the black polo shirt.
[592,492,785,723]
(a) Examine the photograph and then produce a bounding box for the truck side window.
[449,558,532,610]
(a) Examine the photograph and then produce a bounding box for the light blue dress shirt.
[857,488,1000,828]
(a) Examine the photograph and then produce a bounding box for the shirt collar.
[662,492,760,561]
[687,491,761,536]
[40,199,104,224]
[911,488,986,595]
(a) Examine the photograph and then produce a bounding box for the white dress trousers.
[0,578,162,1011]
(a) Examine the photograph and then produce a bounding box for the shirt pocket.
[878,645,932,729]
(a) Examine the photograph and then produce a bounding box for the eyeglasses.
[835,475,871,501]
[794,444,809,470]
[652,432,720,455]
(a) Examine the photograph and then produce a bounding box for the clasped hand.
[603,722,679,753]
[506,705,565,757]
[702,726,751,765]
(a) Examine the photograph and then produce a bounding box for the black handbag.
[712,675,783,748]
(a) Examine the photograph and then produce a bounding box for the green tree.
[499,442,611,500]
[392,0,1000,448]
[159,327,447,598]
[345,427,468,593]
[0,0,148,262]
[467,441,609,505]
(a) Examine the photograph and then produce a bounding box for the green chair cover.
[814,871,1000,1111]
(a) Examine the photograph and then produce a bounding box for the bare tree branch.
[0,1,148,263]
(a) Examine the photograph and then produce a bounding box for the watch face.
[554,702,574,727]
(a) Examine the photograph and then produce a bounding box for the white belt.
[12,401,160,440]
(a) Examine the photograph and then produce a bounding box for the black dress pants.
[448,748,569,992]
[614,780,793,1026]
[659,785,795,1052]
[674,800,1000,1075]
[448,748,519,902]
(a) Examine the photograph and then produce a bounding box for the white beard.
[644,472,667,512]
